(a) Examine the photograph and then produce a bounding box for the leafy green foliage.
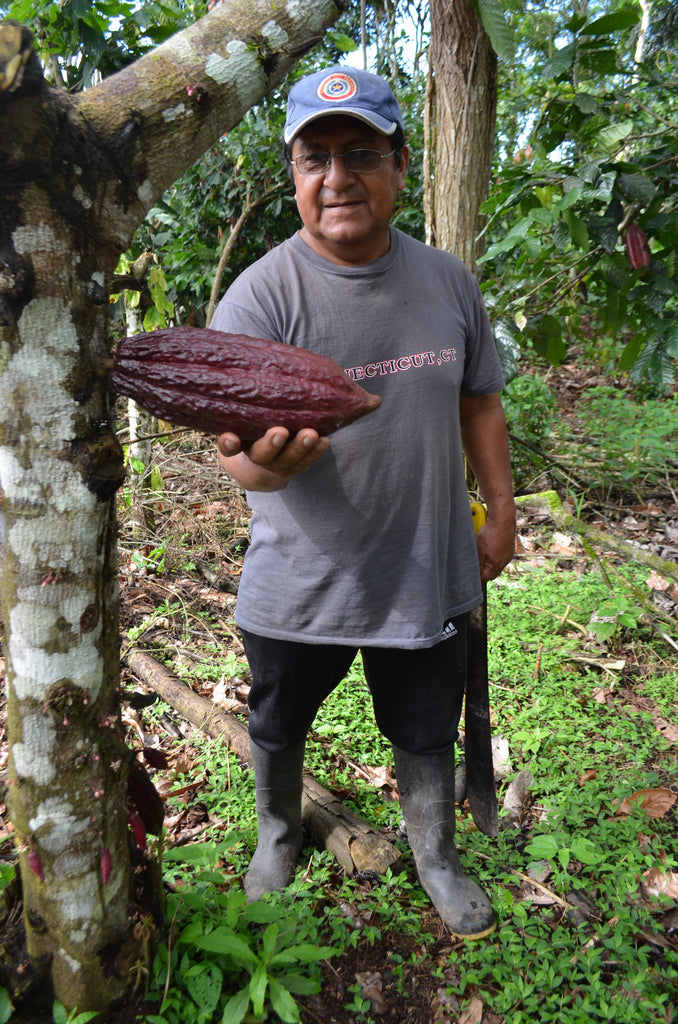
[145,839,338,1024]
[501,372,560,490]
[0,0,208,90]
[481,7,678,386]
[52,1001,100,1024]
[136,555,677,1024]
[501,373,678,500]
[132,98,298,326]
[474,0,516,63]
[571,385,678,492]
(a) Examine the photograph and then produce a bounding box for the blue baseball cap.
[284,66,403,144]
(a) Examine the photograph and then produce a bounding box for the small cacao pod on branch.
[624,223,651,270]
[111,327,382,441]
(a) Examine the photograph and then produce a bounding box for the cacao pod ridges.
[111,327,382,441]
[625,222,651,271]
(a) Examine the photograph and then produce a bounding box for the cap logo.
[317,72,358,102]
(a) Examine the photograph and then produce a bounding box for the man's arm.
[459,392,516,582]
[217,427,329,492]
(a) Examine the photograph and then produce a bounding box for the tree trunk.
[0,0,347,1012]
[425,0,498,274]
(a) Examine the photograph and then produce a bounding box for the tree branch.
[206,181,292,326]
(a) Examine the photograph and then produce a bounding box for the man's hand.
[475,517,516,582]
[217,426,330,491]
[460,392,516,582]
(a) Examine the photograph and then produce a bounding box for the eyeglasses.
[291,148,396,175]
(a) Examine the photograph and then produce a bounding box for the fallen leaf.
[616,788,677,819]
[579,768,599,785]
[492,735,512,779]
[503,769,534,824]
[355,971,388,1015]
[551,531,577,555]
[458,995,484,1024]
[646,571,670,592]
[565,889,602,922]
[642,867,678,900]
[365,764,398,791]
[521,885,557,906]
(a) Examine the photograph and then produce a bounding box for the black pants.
[240,616,468,756]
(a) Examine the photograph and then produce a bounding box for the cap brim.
[284,108,398,144]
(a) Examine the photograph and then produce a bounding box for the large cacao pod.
[111,327,382,440]
[625,223,651,270]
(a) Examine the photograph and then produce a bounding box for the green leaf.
[164,842,220,867]
[494,321,520,385]
[190,965,224,1015]
[52,1003,68,1024]
[543,42,576,79]
[221,988,250,1024]
[268,977,302,1024]
[278,973,323,996]
[0,988,11,1024]
[241,901,281,924]
[193,928,259,966]
[477,0,515,62]
[618,173,656,203]
[178,920,205,946]
[594,121,634,150]
[562,210,589,249]
[276,943,338,963]
[525,834,559,861]
[619,336,644,371]
[581,10,641,35]
[570,836,604,865]
[579,113,610,141]
[574,91,598,114]
[664,322,678,358]
[262,922,279,957]
[325,30,358,53]
[249,964,269,1018]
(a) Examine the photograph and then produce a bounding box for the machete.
[464,502,499,837]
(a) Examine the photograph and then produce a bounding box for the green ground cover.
[135,559,677,1024]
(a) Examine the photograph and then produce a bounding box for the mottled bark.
[425,0,497,274]
[0,0,346,1012]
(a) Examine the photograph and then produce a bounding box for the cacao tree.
[0,0,347,1013]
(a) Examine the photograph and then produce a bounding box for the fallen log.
[517,490,678,585]
[125,648,402,877]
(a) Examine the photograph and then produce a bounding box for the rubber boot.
[392,745,496,939]
[244,739,305,901]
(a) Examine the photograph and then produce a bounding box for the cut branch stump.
[125,648,402,878]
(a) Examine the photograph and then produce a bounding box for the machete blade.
[465,581,499,837]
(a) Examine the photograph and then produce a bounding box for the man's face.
[290,115,409,266]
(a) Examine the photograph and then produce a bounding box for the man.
[212,66,515,940]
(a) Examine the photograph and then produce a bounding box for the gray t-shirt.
[211,228,504,648]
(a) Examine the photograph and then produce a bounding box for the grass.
[119,554,678,1024]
